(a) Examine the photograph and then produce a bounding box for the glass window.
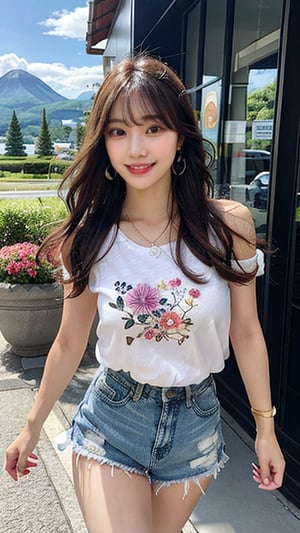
[225,0,283,236]
[203,0,226,81]
[185,1,201,93]
[185,1,226,180]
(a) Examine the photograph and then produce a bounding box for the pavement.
[0,331,299,533]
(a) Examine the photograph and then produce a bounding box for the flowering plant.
[0,242,59,284]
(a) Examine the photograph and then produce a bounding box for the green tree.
[5,110,26,156]
[247,80,276,121]
[76,122,86,149]
[246,80,276,149]
[63,125,73,142]
[36,108,53,157]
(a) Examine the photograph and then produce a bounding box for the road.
[0,190,59,199]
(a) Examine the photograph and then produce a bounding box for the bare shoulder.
[211,198,254,231]
[211,199,256,257]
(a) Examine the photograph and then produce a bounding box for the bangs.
[108,84,178,131]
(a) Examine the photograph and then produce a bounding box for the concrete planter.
[0,282,63,357]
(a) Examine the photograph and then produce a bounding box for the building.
[86,0,300,507]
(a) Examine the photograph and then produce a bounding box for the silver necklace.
[124,208,171,258]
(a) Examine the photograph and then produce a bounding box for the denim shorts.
[60,366,229,491]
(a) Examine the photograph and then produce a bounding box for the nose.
[128,133,147,158]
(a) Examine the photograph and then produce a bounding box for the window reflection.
[226,0,282,236]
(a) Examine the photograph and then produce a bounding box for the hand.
[5,424,40,481]
[253,433,285,491]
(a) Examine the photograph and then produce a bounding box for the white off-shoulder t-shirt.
[88,229,262,387]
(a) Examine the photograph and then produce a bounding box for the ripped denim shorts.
[59,365,229,493]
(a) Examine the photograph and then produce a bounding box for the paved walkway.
[0,331,299,532]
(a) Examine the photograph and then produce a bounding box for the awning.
[86,0,121,54]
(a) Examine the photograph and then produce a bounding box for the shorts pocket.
[93,370,133,407]
[191,376,220,417]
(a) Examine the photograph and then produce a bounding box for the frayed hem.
[152,454,230,498]
[71,446,147,480]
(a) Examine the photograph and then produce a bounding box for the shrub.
[0,158,71,175]
[0,242,59,284]
[0,198,67,247]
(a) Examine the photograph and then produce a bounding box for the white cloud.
[0,53,103,99]
[39,5,89,40]
[0,53,28,73]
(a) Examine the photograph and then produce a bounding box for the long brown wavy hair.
[40,55,256,297]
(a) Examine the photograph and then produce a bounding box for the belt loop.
[185,385,192,408]
[132,382,144,402]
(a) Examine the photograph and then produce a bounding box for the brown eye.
[110,129,125,136]
[147,125,161,134]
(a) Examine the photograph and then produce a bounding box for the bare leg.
[72,453,153,533]
[152,475,212,533]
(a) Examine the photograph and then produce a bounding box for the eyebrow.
[107,114,162,124]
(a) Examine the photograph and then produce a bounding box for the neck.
[122,182,174,222]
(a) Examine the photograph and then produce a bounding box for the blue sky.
[0,1,276,99]
[0,1,103,98]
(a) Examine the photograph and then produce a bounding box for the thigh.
[152,475,212,533]
[72,453,153,533]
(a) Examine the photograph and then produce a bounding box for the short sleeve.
[231,249,265,277]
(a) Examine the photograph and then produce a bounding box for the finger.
[251,463,260,475]
[27,461,38,468]
[5,464,18,482]
[257,463,272,486]
[253,472,262,483]
[29,453,38,460]
[271,469,284,488]
[18,469,30,477]
[258,480,281,491]
[251,463,262,483]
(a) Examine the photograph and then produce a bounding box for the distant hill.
[77,90,95,101]
[0,69,66,109]
[0,69,92,136]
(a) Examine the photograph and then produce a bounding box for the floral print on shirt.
[109,277,200,345]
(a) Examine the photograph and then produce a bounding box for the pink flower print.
[125,283,160,316]
[188,288,200,299]
[159,311,183,330]
[144,329,155,340]
[169,277,182,289]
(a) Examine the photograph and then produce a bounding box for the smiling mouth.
[127,163,154,169]
[126,163,155,174]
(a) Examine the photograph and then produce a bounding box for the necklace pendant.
[149,244,162,257]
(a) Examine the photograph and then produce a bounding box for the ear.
[177,136,185,150]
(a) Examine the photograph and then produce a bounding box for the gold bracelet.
[251,406,276,418]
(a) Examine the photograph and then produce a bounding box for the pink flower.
[125,283,160,315]
[169,277,182,289]
[159,311,183,330]
[7,261,22,275]
[144,329,155,340]
[0,242,58,284]
[188,288,200,298]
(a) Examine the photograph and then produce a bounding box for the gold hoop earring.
[105,164,117,180]
[171,150,187,176]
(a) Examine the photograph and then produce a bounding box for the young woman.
[5,55,285,533]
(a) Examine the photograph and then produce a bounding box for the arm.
[5,282,98,480]
[224,201,285,490]
[229,279,285,490]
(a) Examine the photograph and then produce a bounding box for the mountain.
[0,69,66,109]
[0,70,92,136]
[77,90,95,101]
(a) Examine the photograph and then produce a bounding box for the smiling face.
[105,93,181,194]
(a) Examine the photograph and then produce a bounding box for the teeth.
[130,164,151,169]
